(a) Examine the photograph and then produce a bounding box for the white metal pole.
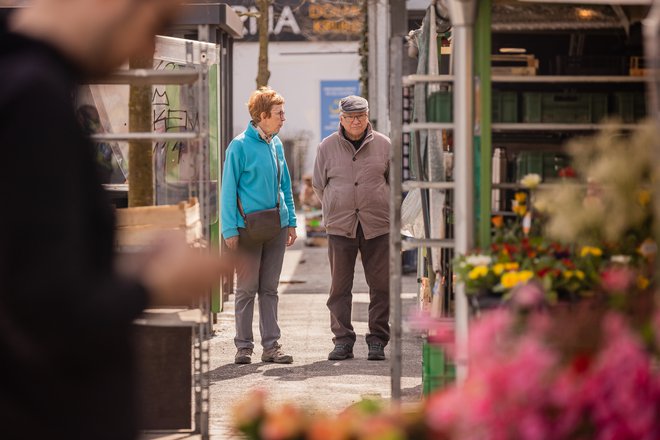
[368,0,378,104]
[644,0,660,122]
[389,36,404,402]
[446,0,477,383]
[376,0,390,133]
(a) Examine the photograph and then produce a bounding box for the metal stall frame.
[169,2,243,318]
[390,0,477,400]
[90,30,213,439]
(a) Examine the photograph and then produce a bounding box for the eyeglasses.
[342,114,368,123]
[271,110,286,120]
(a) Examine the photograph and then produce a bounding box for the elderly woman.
[221,87,297,364]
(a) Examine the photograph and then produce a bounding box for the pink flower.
[511,282,545,309]
[600,267,635,293]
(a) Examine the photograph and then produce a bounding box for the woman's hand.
[286,227,297,247]
[225,236,239,251]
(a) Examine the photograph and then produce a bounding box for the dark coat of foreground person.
[0,14,148,439]
[0,2,225,438]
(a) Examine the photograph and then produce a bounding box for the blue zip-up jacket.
[221,122,297,239]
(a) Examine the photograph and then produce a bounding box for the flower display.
[234,305,660,439]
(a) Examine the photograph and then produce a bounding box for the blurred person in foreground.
[313,96,391,361]
[221,87,297,365]
[0,1,227,439]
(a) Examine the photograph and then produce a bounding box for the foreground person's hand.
[136,236,231,306]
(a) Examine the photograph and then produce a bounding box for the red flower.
[537,268,551,278]
[558,166,577,178]
[561,259,575,269]
[571,353,592,374]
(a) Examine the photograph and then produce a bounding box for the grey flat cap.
[339,95,369,113]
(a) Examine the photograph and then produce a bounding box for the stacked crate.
[423,341,456,396]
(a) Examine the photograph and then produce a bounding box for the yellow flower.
[468,265,489,280]
[638,190,651,206]
[513,204,528,217]
[501,272,518,289]
[505,262,520,271]
[563,270,585,280]
[493,263,505,276]
[514,192,527,203]
[518,270,534,283]
[580,246,603,258]
[501,270,534,289]
[637,275,650,290]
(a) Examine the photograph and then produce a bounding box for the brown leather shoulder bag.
[237,150,282,248]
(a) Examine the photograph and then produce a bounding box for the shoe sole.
[262,356,294,364]
[235,357,252,364]
[367,354,386,361]
[328,352,354,361]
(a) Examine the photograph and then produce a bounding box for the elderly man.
[313,95,391,361]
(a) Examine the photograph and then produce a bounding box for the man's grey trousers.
[234,227,287,350]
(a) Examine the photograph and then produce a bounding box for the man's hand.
[287,227,297,247]
[134,235,231,307]
[225,236,239,251]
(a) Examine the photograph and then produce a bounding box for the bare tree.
[256,0,271,88]
[128,56,154,207]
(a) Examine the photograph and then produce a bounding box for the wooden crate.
[492,54,538,76]
[115,198,202,248]
[630,56,648,77]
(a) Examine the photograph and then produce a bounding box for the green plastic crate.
[423,342,455,395]
[423,375,456,396]
[612,92,646,123]
[427,91,518,123]
[523,92,608,123]
[515,152,569,181]
[427,91,453,123]
[492,91,518,123]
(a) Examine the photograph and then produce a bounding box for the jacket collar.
[337,123,374,150]
[248,121,274,144]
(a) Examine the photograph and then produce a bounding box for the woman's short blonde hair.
[247,87,285,123]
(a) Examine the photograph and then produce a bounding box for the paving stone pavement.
[208,223,422,439]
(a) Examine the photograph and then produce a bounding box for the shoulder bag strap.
[236,143,282,218]
[275,146,281,208]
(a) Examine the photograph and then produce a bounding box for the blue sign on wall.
[320,80,360,141]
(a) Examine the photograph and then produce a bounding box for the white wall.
[232,41,360,174]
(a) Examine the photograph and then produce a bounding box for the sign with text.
[227,0,363,42]
[320,80,360,141]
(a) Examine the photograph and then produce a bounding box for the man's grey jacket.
[313,124,391,239]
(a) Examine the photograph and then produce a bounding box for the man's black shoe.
[328,344,354,360]
[367,343,386,361]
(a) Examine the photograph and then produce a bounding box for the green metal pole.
[475,0,492,248]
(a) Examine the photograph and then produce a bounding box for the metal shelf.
[492,75,647,83]
[403,122,454,131]
[402,181,455,191]
[91,132,199,142]
[402,238,455,251]
[90,69,200,86]
[492,123,640,131]
[403,74,454,85]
